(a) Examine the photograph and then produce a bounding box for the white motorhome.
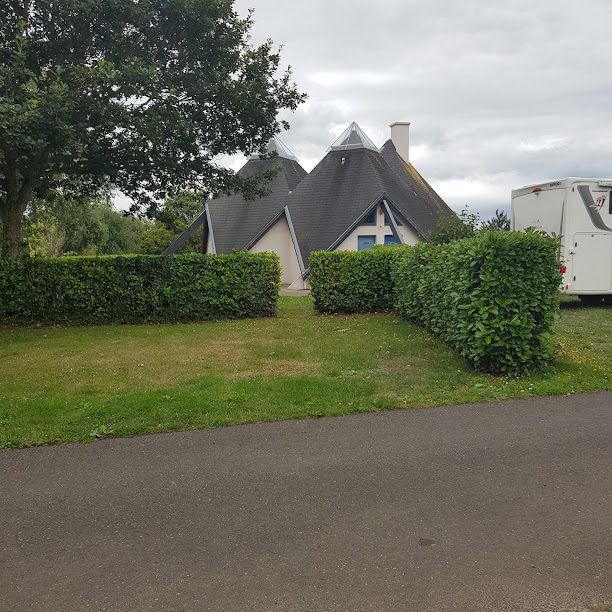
[511,178,612,304]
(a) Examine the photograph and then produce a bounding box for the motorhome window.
[609,192,612,215]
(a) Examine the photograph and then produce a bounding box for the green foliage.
[23,212,66,256]
[142,190,205,254]
[1,297,611,448]
[64,201,145,255]
[24,196,146,256]
[429,208,480,244]
[481,209,511,232]
[431,208,511,244]
[309,246,409,314]
[393,231,561,375]
[139,226,177,255]
[0,218,7,258]
[0,0,305,256]
[155,191,204,234]
[310,233,561,375]
[0,252,280,326]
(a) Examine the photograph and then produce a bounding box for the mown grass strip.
[0,297,610,448]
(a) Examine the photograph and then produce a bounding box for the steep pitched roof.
[208,154,307,253]
[285,149,385,261]
[204,125,454,269]
[380,139,454,231]
[285,138,454,264]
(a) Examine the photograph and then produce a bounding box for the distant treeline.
[8,191,203,258]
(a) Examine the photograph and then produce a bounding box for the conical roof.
[208,149,307,253]
[250,135,299,162]
[285,139,454,264]
[329,122,379,152]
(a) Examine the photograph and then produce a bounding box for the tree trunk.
[0,147,46,259]
[0,203,24,259]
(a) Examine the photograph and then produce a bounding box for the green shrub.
[309,246,409,314]
[0,252,280,326]
[392,231,561,375]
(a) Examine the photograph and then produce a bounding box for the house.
[165,122,455,289]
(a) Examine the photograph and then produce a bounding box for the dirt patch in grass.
[230,358,320,380]
[381,355,428,374]
[204,338,250,360]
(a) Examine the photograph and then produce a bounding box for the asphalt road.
[1,393,611,611]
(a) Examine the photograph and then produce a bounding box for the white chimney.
[390,121,411,163]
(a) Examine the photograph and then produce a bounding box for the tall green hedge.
[309,246,409,314]
[392,231,561,375]
[0,252,280,326]
[309,233,561,375]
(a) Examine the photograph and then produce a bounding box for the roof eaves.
[243,207,287,251]
[205,202,217,254]
[301,194,385,278]
[381,193,425,240]
[284,206,306,276]
[325,193,386,253]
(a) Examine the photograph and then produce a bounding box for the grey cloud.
[233,0,612,216]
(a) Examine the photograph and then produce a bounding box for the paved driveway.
[1,392,611,611]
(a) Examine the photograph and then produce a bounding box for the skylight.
[329,122,379,152]
[250,136,299,161]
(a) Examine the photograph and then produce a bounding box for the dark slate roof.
[286,141,455,264]
[379,139,454,229]
[208,156,307,253]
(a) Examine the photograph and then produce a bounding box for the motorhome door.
[571,233,612,292]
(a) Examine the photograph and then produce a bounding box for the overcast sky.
[223,0,612,217]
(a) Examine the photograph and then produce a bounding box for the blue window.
[384,234,400,245]
[357,235,376,251]
[361,209,377,226]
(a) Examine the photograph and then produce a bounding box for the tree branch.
[21,0,31,31]
[16,148,48,215]
[1,148,18,208]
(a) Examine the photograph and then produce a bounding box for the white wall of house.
[250,215,303,286]
[335,206,420,251]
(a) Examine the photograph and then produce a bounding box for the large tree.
[0,0,305,258]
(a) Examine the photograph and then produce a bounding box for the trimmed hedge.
[393,231,561,375]
[309,232,561,375]
[309,246,409,314]
[0,252,280,326]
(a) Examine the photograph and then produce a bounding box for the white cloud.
[518,138,570,153]
[309,71,398,88]
[221,0,612,219]
[433,175,517,215]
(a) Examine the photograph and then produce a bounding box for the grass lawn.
[0,297,610,448]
